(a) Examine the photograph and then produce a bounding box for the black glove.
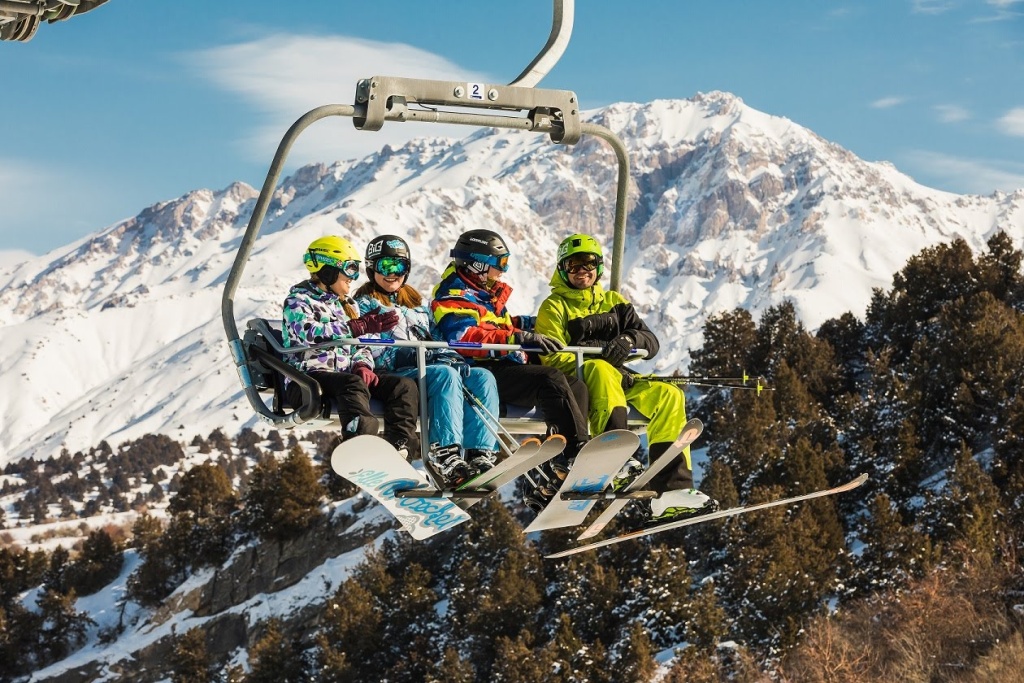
[566,312,618,344]
[618,367,636,390]
[602,333,634,367]
[516,331,564,354]
[348,309,400,336]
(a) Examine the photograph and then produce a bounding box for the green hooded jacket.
[535,270,660,374]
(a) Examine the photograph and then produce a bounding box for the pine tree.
[166,462,238,567]
[127,514,178,606]
[65,529,123,596]
[447,500,545,675]
[490,630,557,683]
[169,627,213,683]
[977,230,1024,304]
[432,647,475,683]
[684,579,729,654]
[316,551,388,682]
[609,621,657,683]
[243,448,325,541]
[35,587,93,665]
[614,545,691,648]
[992,392,1024,527]
[854,492,938,591]
[206,428,233,454]
[547,555,622,645]
[817,311,866,396]
[717,477,847,649]
[932,442,1005,567]
[247,618,310,683]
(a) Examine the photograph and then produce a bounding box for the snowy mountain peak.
[0,94,1021,465]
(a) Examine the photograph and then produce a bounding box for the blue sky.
[2,0,1023,256]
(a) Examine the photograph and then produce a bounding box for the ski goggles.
[464,251,510,272]
[563,256,602,274]
[305,252,362,279]
[373,256,410,277]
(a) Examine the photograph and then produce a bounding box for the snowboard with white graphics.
[578,418,704,540]
[524,429,641,533]
[545,473,869,558]
[331,435,471,540]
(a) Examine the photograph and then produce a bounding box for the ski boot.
[611,455,645,492]
[428,443,476,488]
[392,439,411,462]
[519,465,561,512]
[466,448,499,473]
[646,489,719,527]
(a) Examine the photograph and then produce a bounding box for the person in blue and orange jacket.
[430,229,590,510]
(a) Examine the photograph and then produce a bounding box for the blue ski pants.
[393,365,500,452]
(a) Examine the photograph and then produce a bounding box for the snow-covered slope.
[1,91,1021,465]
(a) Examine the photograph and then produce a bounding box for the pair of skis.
[531,418,866,558]
[331,420,867,554]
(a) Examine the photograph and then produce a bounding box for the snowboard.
[545,473,869,558]
[397,435,567,510]
[331,434,471,540]
[577,418,704,541]
[523,429,641,533]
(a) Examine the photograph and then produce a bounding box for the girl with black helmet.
[282,235,420,458]
[431,228,592,505]
[353,234,501,487]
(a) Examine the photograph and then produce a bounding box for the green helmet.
[556,234,604,284]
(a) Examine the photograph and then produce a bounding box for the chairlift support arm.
[223,0,632,454]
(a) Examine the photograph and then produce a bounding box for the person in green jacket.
[533,233,718,526]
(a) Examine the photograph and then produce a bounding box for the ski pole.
[461,384,518,459]
[632,372,770,395]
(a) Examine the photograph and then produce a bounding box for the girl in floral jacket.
[283,235,418,457]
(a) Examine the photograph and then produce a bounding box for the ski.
[331,435,470,540]
[396,435,566,510]
[577,418,704,540]
[523,429,641,533]
[545,473,869,558]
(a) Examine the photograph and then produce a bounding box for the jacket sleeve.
[535,296,579,374]
[431,297,515,357]
[283,291,375,371]
[613,299,660,361]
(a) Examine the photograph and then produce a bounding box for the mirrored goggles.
[374,256,410,277]
[564,257,602,274]
[468,251,510,272]
[338,259,362,279]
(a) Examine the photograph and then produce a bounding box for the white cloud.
[905,150,1024,194]
[987,0,1023,8]
[187,34,496,167]
[871,97,906,109]
[935,104,970,123]
[997,107,1024,136]
[911,0,955,14]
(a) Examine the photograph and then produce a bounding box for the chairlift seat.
[242,318,649,435]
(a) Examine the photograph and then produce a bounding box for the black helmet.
[450,229,510,277]
[365,234,411,281]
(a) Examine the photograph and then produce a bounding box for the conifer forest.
[3,233,1024,682]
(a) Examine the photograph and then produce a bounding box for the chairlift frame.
[221,0,636,463]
